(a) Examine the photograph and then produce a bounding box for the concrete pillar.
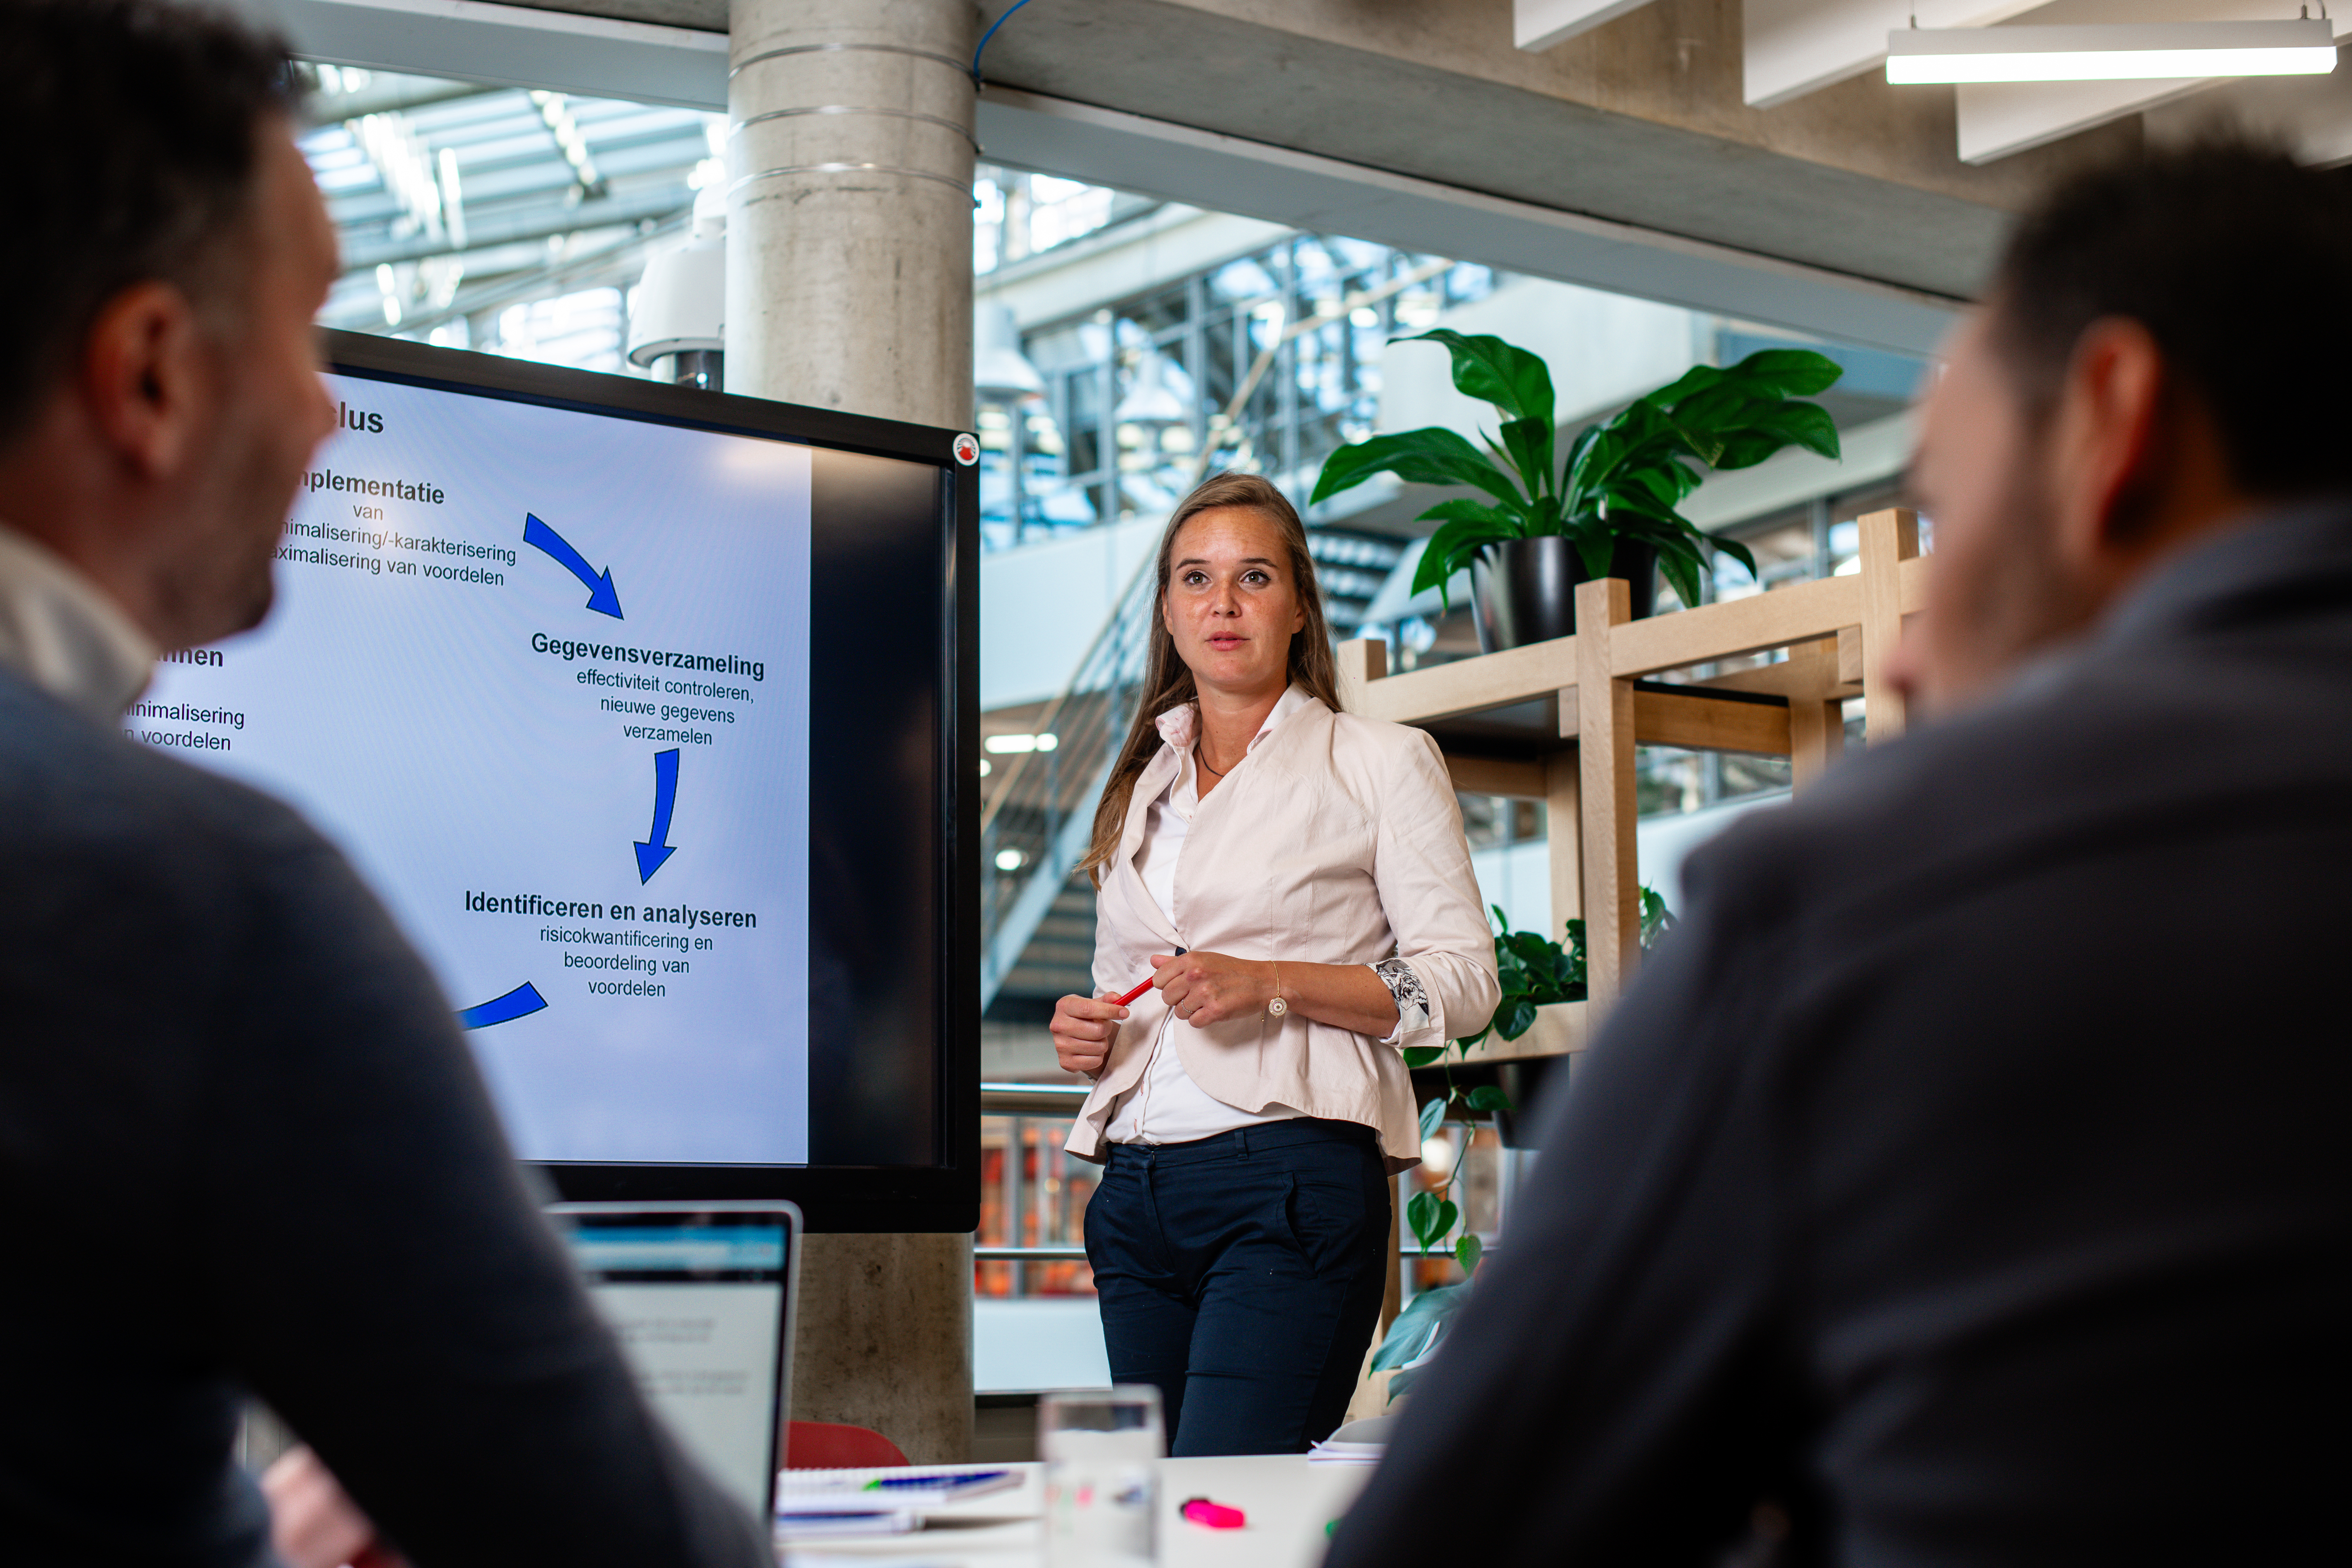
[726,0,977,1464]
[791,1232,974,1464]
[726,0,976,427]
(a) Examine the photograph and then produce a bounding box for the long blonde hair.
[1078,472,1343,886]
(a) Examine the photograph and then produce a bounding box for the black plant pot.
[1469,536,1659,654]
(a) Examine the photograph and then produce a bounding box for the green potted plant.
[1311,332,1846,649]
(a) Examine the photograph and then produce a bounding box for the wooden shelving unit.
[1337,509,1927,1060]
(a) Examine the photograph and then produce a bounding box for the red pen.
[1111,948,1186,1008]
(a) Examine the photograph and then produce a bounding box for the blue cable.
[970,0,1036,86]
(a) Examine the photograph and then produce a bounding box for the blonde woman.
[1051,471,1499,1456]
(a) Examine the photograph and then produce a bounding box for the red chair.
[785,1420,909,1470]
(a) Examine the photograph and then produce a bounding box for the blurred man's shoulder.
[1694,621,2352,924]
[0,669,322,879]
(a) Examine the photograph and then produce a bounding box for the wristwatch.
[1267,961,1288,1018]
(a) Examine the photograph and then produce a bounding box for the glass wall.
[978,237,1496,553]
[1631,470,1914,818]
[301,63,721,374]
[977,1114,1095,1299]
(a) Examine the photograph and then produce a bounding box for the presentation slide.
[134,372,812,1165]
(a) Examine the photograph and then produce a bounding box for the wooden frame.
[1339,509,1925,1058]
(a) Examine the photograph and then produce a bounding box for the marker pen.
[1111,948,1186,1007]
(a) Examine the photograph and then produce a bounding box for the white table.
[777,1456,1375,1568]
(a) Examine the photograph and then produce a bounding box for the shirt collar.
[1154,683,1311,810]
[1153,681,1312,755]
[0,523,158,721]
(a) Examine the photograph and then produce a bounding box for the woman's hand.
[1154,953,1404,1037]
[1151,950,1274,1027]
[1051,992,1130,1077]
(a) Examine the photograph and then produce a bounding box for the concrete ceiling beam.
[241,0,727,109]
[305,71,504,121]
[960,0,2125,306]
[979,87,1962,356]
[265,0,2154,340]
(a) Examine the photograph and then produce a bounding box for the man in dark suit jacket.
[1327,146,2352,1565]
[0,5,769,1565]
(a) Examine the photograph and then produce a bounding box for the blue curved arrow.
[523,513,622,618]
[458,981,548,1030]
[635,748,680,883]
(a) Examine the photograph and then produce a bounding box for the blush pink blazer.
[1065,691,1501,1172]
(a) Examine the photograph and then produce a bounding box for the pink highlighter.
[1181,1497,1247,1529]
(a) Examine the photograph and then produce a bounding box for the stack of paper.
[773,1504,919,1539]
[1308,1415,1394,1466]
[1306,1438,1384,1466]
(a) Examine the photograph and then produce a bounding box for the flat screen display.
[132,333,977,1228]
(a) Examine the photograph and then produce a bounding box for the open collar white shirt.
[1067,682,1499,1171]
[0,523,155,720]
[1103,685,1314,1144]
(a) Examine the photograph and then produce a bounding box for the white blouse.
[1103,686,1430,1145]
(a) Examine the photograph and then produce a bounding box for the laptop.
[549,1200,802,1521]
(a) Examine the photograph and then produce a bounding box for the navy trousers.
[1085,1118,1392,1456]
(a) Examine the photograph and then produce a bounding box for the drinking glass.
[1039,1386,1163,1567]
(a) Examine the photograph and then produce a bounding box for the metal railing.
[977,1083,1092,1270]
[978,556,1161,1008]
[981,1082,1094,1115]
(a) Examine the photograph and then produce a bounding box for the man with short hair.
[1327,143,2352,1566]
[0,5,769,1563]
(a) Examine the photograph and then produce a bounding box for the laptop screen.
[552,1202,799,1520]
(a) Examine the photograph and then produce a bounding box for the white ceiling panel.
[1514,0,1661,53]
[1958,74,2209,162]
[1946,0,2347,163]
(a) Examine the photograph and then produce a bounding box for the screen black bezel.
[320,329,979,1234]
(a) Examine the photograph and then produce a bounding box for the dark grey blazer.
[0,670,767,1568]
[1328,504,2352,1566]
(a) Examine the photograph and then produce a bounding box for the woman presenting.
[1053,471,1500,1456]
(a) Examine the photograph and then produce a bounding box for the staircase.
[987,878,1099,1013]
[979,550,1158,1012]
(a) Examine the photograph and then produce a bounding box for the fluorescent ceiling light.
[1886,21,2338,84]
